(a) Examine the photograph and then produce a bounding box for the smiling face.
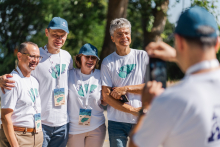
[111,27,131,48]
[45,29,67,50]
[80,55,97,73]
[18,44,40,72]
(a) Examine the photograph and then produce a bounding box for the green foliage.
[0,0,106,75]
[60,0,106,56]
[127,0,144,50]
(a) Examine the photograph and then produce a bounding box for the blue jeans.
[108,120,135,147]
[42,123,69,147]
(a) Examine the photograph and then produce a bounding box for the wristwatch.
[139,108,148,116]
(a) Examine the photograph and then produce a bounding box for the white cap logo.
[62,22,66,27]
[93,49,97,54]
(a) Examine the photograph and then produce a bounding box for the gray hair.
[109,18,131,36]
[18,42,38,53]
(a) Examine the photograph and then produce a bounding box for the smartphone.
[111,88,129,103]
[149,58,167,88]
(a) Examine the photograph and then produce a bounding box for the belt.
[1,124,36,133]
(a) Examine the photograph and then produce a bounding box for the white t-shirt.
[101,49,149,124]
[1,70,41,128]
[31,46,73,127]
[134,69,220,147]
[68,69,105,134]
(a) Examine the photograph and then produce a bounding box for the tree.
[100,0,129,63]
[140,0,169,48]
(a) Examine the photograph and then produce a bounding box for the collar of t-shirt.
[43,44,62,88]
[185,59,219,75]
[113,48,133,58]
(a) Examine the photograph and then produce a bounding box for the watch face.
[139,108,148,115]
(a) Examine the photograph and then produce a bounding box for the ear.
[17,52,22,62]
[214,37,220,53]
[111,36,115,43]
[45,28,49,37]
[175,34,182,51]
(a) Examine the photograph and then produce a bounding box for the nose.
[122,33,126,38]
[32,57,38,62]
[88,56,93,61]
[56,36,62,40]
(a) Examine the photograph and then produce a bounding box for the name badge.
[34,113,42,133]
[54,88,65,106]
[78,109,92,126]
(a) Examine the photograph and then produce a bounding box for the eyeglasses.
[84,56,97,60]
[21,52,43,61]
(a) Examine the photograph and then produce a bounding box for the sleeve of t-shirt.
[68,56,74,70]
[142,50,149,65]
[101,61,113,87]
[133,93,185,147]
[1,82,18,110]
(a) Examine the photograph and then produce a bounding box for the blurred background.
[0,0,220,80]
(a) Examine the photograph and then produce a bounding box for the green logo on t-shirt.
[78,84,97,97]
[118,64,136,78]
[51,64,66,79]
[28,88,38,103]
[81,118,89,122]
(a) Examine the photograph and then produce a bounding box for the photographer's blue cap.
[175,6,219,37]
[79,43,100,60]
[47,17,69,33]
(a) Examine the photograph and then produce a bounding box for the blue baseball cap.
[47,17,69,33]
[175,6,219,38]
[79,43,100,60]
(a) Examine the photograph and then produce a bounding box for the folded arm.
[102,86,141,116]
[111,83,145,100]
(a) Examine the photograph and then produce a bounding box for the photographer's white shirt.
[134,68,220,147]
[101,49,148,124]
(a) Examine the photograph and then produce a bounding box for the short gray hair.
[109,18,131,36]
[18,42,38,53]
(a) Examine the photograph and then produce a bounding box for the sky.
[167,0,220,25]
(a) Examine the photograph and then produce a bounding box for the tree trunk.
[100,0,129,63]
[142,0,169,48]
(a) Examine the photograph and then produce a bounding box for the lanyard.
[79,71,93,108]
[186,59,219,75]
[16,66,39,113]
[44,45,62,88]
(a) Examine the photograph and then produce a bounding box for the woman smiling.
[67,43,106,147]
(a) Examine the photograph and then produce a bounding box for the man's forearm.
[0,75,4,87]
[102,90,140,116]
[125,83,145,94]
[1,117,19,147]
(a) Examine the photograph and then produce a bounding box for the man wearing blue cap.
[129,6,220,147]
[0,17,73,147]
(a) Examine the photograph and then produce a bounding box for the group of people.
[0,5,220,147]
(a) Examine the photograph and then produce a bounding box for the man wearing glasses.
[0,42,43,147]
[0,17,73,147]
